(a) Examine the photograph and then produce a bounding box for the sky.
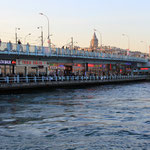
[0,0,150,52]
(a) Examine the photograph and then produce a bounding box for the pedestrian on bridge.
[8,41,12,50]
[18,40,23,52]
[18,40,21,45]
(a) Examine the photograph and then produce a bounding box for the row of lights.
[121,34,148,53]
[94,30,148,53]
[15,13,50,47]
[15,14,148,53]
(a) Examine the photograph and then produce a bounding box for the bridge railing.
[0,75,147,84]
[0,42,147,62]
[0,42,8,52]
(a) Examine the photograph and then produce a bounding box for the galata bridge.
[0,41,149,92]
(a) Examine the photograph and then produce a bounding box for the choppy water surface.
[1,83,150,149]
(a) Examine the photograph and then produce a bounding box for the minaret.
[90,32,98,49]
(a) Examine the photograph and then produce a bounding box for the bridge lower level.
[0,75,148,92]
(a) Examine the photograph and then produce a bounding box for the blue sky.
[0,0,150,52]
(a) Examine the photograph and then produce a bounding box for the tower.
[90,32,98,49]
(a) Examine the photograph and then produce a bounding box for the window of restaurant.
[48,63,65,76]
[16,59,48,76]
[64,66,72,76]
[73,64,85,76]
[120,63,132,75]
[0,60,16,76]
[87,64,103,76]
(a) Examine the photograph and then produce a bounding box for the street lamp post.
[122,34,130,50]
[24,33,31,45]
[15,27,20,45]
[140,41,147,54]
[94,29,102,49]
[39,13,50,48]
[37,26,43,47]
[71,37,73,49]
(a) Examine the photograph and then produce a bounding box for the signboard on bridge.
[16,59,48,67]
[0,60,16,65]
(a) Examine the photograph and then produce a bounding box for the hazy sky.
[0,0,150,52]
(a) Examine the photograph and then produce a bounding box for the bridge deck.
[0,42,147,63]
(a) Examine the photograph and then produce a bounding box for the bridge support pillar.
[9,66,12,75]
[25,66,28,76]
[12,65,15,75]
[46,67,48,76]
[85,63,88,76]
[4,65,6,76]
[36,68,39,76]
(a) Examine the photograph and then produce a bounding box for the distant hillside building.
[90,32,98,49]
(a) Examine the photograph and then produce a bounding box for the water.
[0,82,150,149]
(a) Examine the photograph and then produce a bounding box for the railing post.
[62,48,64,56]
[90,76,92,80]
[97,76,99,80]
[82,50,84,57]
[7,43,11,54]
[61,76,64,81]
[34,76,37,83]
[42,47,45,56]
[92,76,94,80]
[35,46,37,55]
[49,76,52,81]
[17,44,20,55]
[81,76,83,80]
[26,44,29,55]
[6,76,9,84]
[42,76,44,82]
[93,52,95,57]
[14,76,16,83]
[56,48,58,55]
[49,47,52,56]
[55,76,57,81]
[26,76,29,83]
[17,75,20,83]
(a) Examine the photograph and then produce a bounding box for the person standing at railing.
[8,41,12,51]
[0,39,1,46]
[18,39,21,44]
[18,40,23,52]
[27,42,30,47]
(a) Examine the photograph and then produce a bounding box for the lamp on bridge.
[37,26,43,47]
[39,12,51,48]
[140,41,148,55]
[15,27,20,45]
[24,33,31,45]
